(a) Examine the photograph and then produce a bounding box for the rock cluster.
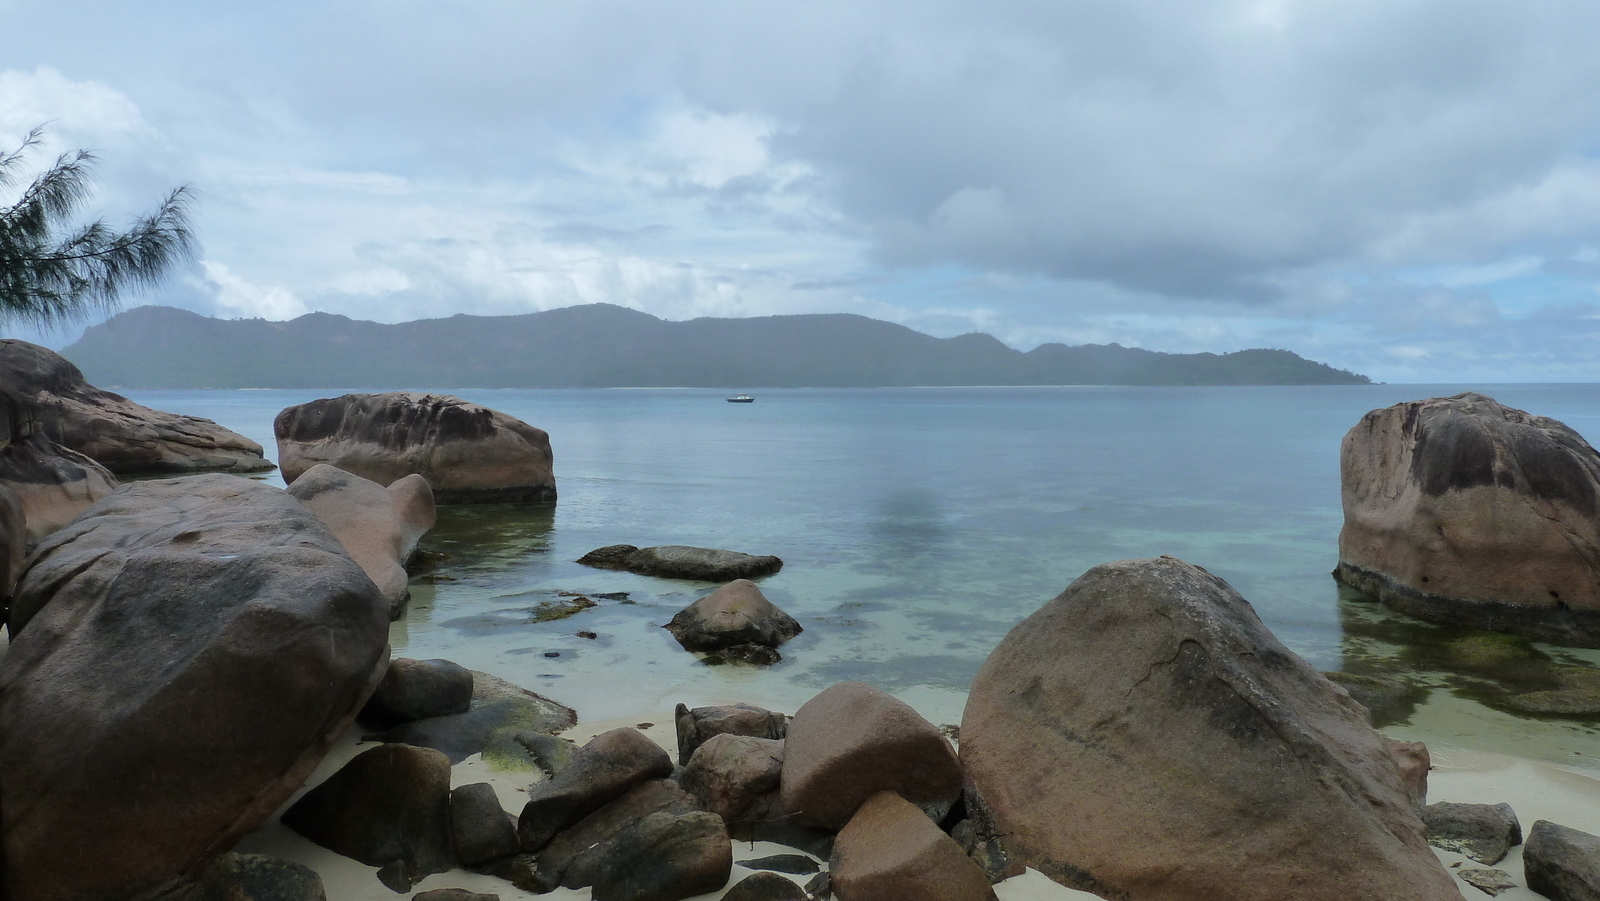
[275,392,556,503]
[0,339,273,474]
[1336,392,1600,647]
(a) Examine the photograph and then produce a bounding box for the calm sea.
[126,385,1600,770]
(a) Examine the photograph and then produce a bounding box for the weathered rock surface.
[722,871,809,901]
[0,387,117,543]
[281,744,455,878]
[588,810,732,901]
[517,727,675,851]
[451,782,520,867]
[1336,392,1600,647]
[288,463,435,616]
[960,556,1460,901]
[0,482,23,608]
[1,339,273,473]
[362,658,475,726]
[275,392,555,503]
[675,702,789,765]
[780,681,962,829]
[539,779,700,889]
[1524,820,1600,901]
[156,852,327,901]
[1423,801,1522,865]
[830,791,997,901]
[680,734,785,826]
[0,474,390,901]
[578,544,782,581]
[666,579,802,653]
[1387,738,1432,812]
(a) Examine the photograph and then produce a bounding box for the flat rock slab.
[0,339,273,474]
[830,791,997,901]
[960,556,1460,901]
[1524,820,1600,901]
[0,474,390,901]
[578,544,782,581]
[275,392,555,503]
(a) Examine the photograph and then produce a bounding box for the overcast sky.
[4,1,1600,381]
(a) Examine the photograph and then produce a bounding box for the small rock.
[578,630,598,639]
[737,854,822,875]
[544,651,561,658]
[780,681,962,829]
[588,810,732,901]
[804,871,831,900]
[723,871,809,901]
[1458,868,1517,897]
[362,658,474,726]
[376,860,413,893]
[830,791,996,901]
[451,782,520,866]
[1423,801,1521,864]
[155,852,327,901]
[531,595,596,622]
[675,702,788,765]
[281,744,455,878]
[517,727,675,851]
[666,579,803,652]
[1524,820,1600,901]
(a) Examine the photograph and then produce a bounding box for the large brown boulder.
[274,392,555,503]
[830,791,996,901]
[0,474,391,901]
[779,681,962,830]
[960,556,1460,901]
[1335,392,1600,647]
[0,338,272,474]
[288,463,436,616]
[0,387,117,543]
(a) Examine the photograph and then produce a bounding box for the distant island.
[62,304,1370,388]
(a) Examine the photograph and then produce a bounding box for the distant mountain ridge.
[60,304,1370,388]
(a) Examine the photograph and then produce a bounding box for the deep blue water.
[126,385,1600,767]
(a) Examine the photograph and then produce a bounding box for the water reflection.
[416,503,556,576]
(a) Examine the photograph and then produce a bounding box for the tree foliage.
[0,126,196,327]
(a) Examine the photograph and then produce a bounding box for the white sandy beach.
[233,697,1600,901]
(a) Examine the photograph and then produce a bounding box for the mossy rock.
[1501,688,1600,716]
[1323,671,1426,726]
[531,595,597,623]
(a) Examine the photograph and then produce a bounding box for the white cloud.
[201,261,308,320]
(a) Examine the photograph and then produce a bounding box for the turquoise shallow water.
[125,385,1600,770]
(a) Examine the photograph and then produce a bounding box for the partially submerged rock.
[288,463,435,617]
[281,744,455,879]
[960,556,1459,901]
[1423,801,1522,865]
[830,791,997,901]
[275,392,555,503]
[0,387,117,543]
[0,475,390,901]
[578,544,782,581]
[1523,820,1600,901]
[780,681,962,830]
[1336,393,1600,647]
[666,579,802,654]
[0,339,273,474]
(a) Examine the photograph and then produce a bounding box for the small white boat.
[727,393,755,403]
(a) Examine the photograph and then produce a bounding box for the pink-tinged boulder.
[0,474,390,901]
[274,392,555,503]
[0,388,117,543]
[288,463,436,616]
[665,579,802,654]
[830,791,997,901]
[779,681,962,829]
[960,556,1461,901]
[679,734,785,826]
[1336,392,1600,647]
[1,338,272,473]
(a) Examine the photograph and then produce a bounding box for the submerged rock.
[666,579,802,654]
[960,556,1459,901]
[578,544,782,581]
[275,391,555,503]
[0,475,390,901]
[1336,392,1600,647]
[0,338,273,474]
[288,463,435,617]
